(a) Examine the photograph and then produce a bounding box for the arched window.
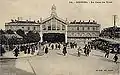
[33,27,36,30]
[43,25,46,30]
[88,27,90,30]
[52,19,56,30]
[28,27,30,30]
[57,21,60,30]
[93,27,95,31]
[62,25,65,30]
[22,27,24,29]
[77,27,79,30]
[82,27,84,31]
[48,25,51,30]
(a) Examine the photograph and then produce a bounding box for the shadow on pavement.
[0,58,34,75]
[100,58,120,64]
[56,52,64,56]
[69,53,86,57]
[92,54,104,58]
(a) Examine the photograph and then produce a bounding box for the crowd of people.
[13,43,38,57]
[0,41,119,64]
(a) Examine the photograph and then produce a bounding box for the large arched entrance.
[43,33,65,43]
[39,4,68,43]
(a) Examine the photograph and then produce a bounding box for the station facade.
[5,5,101,43]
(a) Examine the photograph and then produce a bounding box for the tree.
[6,29,14,34]
[16,29,26,37]
[0,29,5,34]
[8,36,17,45]
[0,45,6,56]
[26,31,40,43]
[34,32,40,42]
[0,35,7,45]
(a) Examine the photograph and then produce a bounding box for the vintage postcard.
[0,0,120,75]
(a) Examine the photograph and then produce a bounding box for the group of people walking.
[13,43,38,57]
[83,44,91,56]
[70,42,77,49]
[104,48,118,64]
[1,41,119,64]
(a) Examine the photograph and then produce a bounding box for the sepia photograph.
[0,0,120,75]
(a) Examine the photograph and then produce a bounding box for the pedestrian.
[58,44,61,50]
[77,46,82,57]
[113,54,118,64]
[31,45,35,55]
[75,43,77,48]
[86,48,90,56]
[14,46,19,57]
[83,44,87,56]
[51,44,54,50]
[23,45,27,54]
[0,44,6,56]
[27,46,30,54]
[105,49,110,58]
[49,43,51,47]
[20,46,24,52]
[45,46,48,54]
[62,46,67,56]
[55,44,58,49]
[70,42,72,49]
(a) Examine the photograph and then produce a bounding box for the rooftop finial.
[51,4,57,16]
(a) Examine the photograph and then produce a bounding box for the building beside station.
[5,4,101,43]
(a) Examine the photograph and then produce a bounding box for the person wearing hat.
[105,49,110,58]
[77,46,82,57]
[113,54,118,64]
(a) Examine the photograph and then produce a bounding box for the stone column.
[56,19,57,30]
[51,19,52,30]
[40,24,43,42]
[65,24,67,43]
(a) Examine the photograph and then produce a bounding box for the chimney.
[11,19,14,22]
[113,15,117,27]
[37,20,40,23]
[17,17,20,21]
[79,20,81,22]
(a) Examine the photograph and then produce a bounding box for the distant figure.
[75,43,77,48]
[49,43,51,47]
[45,46,48,54]
[14,47,19,57]
[105,49,110,58]
[51,44,54,50]
[0,45,6,56]
[83,44,88,56]
[62,46,67,56]
[58,44,61,50]
[55,44,58,49]
[86,46,91,56]
[23,46,27,54]
[113,54,118,64]
[27,46,30,54]
[77,46,82,57]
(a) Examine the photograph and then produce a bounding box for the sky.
[0,0,120,30]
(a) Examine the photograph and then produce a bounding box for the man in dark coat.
[55,44,58,49]
[62,46,67,56]
[113,54,118,64]
[51,44,54,50]
[105,49,110,58]
[14,47,19,57]
[0,45,6,56]
[58,44,61,50]
[45,46,48,54]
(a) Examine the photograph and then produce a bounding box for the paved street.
[0,45,120,75]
